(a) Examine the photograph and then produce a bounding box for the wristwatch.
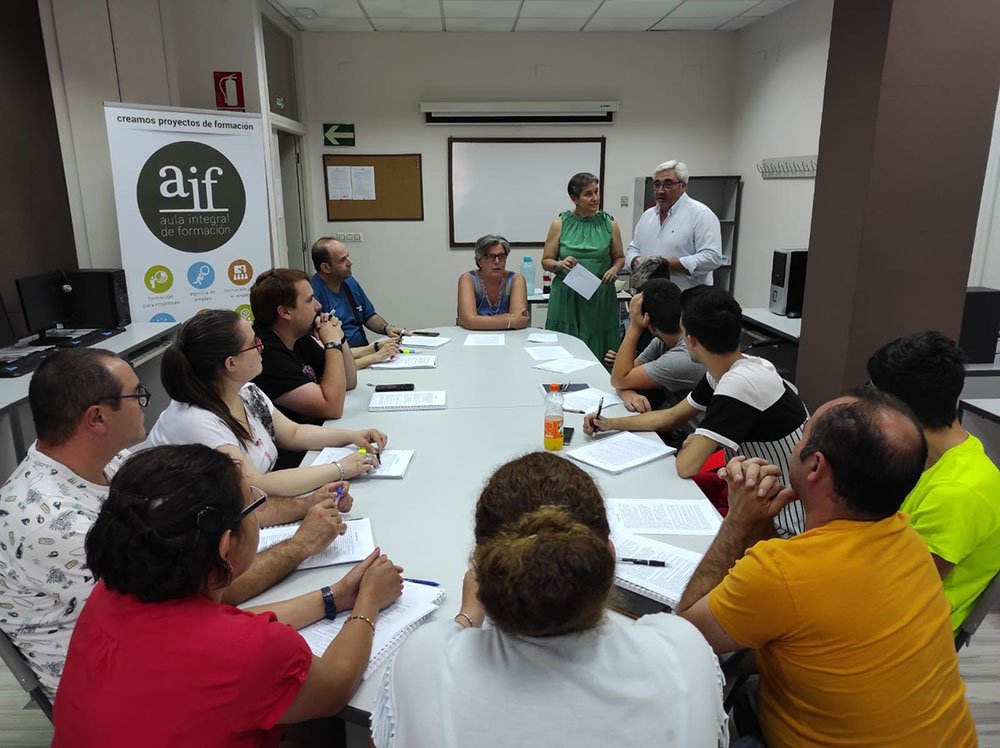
[324,340,344,351]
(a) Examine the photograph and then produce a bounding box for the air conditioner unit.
[419,101,618,125]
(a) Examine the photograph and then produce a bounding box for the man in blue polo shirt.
[310,237,409,350]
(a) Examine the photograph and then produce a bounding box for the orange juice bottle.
[543,383,564,451]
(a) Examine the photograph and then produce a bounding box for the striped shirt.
[687,356,809,537]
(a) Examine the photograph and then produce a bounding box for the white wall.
[299,31,737,329]
[728,0,834,307]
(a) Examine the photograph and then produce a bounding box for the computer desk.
[242,326,720,727]
[0,323,178,463]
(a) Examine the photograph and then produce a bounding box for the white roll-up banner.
[104,104,270,324]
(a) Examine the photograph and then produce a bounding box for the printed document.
[257,518,375,570]
[566,431,674,474]
[563,264,601,300]
[606,498,722,536]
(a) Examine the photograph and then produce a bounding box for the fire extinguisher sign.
[214,72,245,112]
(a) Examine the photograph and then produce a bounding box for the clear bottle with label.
[543,383,564,451]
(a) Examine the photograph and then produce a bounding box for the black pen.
[618,558,669,567]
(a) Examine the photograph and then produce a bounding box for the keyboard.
[0,329,126,378]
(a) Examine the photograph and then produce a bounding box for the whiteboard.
[448,138,606,247]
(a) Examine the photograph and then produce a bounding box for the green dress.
[545,210,619,360]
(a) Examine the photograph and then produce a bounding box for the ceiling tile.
[748,0,797,14]
[306,17,375,30]
[444,0,521,18]
[591,0,682,18]
[584,16,663,31]
[667,0,757,19]
[370,17,444,30]
[277,0,366,19]
[716,15,758,29]
[515,17,588,31]
[361,0,440,18]
[447,17,516,31]
[651,15,730,29]
[520,1,601,19]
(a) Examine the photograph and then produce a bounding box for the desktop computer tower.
[960,286,1000,364]
[769,249,808,317]
[66,269,131,329]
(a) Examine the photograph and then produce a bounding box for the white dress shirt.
[625,192,723,290]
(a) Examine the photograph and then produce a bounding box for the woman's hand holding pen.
[341,451,377,477]
[352,428,388,453]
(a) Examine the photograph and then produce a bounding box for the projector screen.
[448,137,606,247]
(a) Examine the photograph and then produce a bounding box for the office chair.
[0,629,53,722]
[955,569,1000,651]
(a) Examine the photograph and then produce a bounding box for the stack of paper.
[312,446,415,479]
[369,391,446,412]
[611,530,704,608]
[401,335,450,348]
[524,345,573,361]
[370,355,436,369]
[561,387,624,413]
[257,518,375,570]
[531,358,599,374]
[566,431,674,474]
[464,334,505,346]
[527,331,558,343]
[298,583,446,679]
[606,498,722,536]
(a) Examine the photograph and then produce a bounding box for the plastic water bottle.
[520,256,536,294]
[543,384,564,451]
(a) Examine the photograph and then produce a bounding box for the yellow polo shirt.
[709,513,976,747]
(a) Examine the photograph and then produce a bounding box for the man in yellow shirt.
[679,390,976,747]
[868,330,1000,631]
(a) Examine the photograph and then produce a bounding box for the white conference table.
[244,326,718,723]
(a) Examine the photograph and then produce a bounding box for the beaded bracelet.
[347,614,375,634]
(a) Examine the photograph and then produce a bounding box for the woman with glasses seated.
[52,444,403,747]
[456,234,529,331]
[149,310,386,508]
[371,452,727,748]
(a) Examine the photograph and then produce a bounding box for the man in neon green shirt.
[868,331,1000,631]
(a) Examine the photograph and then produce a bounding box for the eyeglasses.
[236,485,268,523]
[238,337,263,355]
[652,179,684,190]
[102,384,152,408]
[484,253,509,263]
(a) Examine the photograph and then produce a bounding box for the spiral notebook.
[256,518,375,571]
[297,583,446,679]
[369,391,446,412]
[611,530,704,608]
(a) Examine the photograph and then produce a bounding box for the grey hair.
[630,256,671,289]
[474,234,511,263]
[653,160,689,184]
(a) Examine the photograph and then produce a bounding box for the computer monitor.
[0,300,17,347]
[15,272,73,344]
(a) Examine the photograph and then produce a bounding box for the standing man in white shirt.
[625,160,723,290]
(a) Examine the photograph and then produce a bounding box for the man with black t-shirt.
[250,268,358,467]
[585,286,809,536]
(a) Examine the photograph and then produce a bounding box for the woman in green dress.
[542,172,625,360]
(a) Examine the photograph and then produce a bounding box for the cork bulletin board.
[323,153,424,221]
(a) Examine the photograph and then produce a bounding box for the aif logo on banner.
[136,141,247,253]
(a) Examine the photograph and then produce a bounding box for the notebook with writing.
[368,391,446,412]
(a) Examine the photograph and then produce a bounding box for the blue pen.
[403,578,440,587]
